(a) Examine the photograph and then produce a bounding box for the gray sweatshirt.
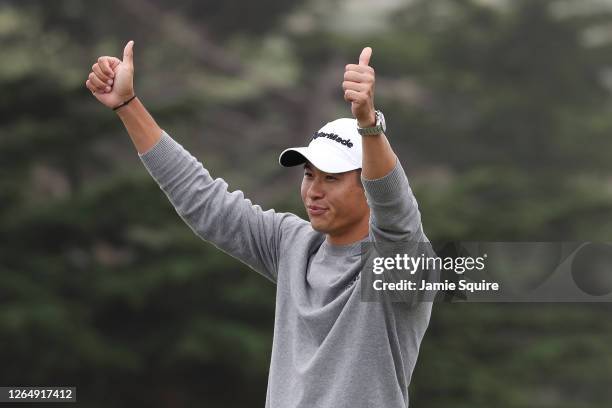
[138,130,433,408]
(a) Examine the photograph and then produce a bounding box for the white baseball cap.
[278,118,362,173]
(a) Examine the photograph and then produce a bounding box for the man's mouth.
[307,205,328,216]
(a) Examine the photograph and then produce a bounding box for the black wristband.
[113,95,137,111]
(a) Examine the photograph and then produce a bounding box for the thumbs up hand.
[343,47,376,128]
[86,41,135,109]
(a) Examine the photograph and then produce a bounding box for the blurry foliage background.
[1,0,612,406]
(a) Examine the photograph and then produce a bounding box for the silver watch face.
[376,110,386,132]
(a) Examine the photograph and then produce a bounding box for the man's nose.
[307,179,325,199]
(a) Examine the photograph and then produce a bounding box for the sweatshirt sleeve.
[138,130,297,283]
[361,158,425,243]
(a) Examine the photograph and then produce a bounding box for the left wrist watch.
[357,110,386,136]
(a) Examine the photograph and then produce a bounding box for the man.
[86,40,433,408]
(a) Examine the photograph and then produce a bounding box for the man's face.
[300,162,370,238]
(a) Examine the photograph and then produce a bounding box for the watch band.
[357,110,385,136]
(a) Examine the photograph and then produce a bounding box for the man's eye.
[304,172,313,177]
[325,175,337,181]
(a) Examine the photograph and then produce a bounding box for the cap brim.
[278,146,359,173]
[279,147,309,167]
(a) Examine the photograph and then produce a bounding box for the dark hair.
[355,168,363,189]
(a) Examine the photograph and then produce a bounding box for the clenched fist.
[85,41,135,109]
[343,47,376,128]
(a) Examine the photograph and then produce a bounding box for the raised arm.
[85,41,304,282]
[343,47,396,180]
[343,47,425,242]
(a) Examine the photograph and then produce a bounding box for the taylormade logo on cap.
[311,131,354,148]
[278,118,363,174]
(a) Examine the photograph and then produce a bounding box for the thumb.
[123,40,134,67]
[359,46,372,66]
